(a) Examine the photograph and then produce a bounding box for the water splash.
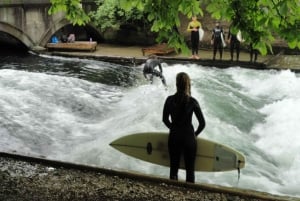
[0,57,299,198]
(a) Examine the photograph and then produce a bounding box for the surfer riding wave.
[143,55,167,87]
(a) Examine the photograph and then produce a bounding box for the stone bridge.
[0,0,102,51]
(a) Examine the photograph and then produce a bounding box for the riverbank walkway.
[43,43,300,71]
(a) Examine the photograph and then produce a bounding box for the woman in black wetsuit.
[162,72,205,183]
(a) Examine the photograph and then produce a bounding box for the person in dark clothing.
[162,72,205,183]
[143,56,167,86]
[228,29,240,61]
[249,43,258,62]
[211,22,224,60]
[61,34,68,43]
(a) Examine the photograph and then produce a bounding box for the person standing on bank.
[143,55,167,86]
[162,72,205,183]
[211,21,224,60]
[227,29,240,61]
[67,33,75,43]
[249,43,258,62]
[187,16,202,59]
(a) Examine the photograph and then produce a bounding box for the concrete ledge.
[42,51,267,69]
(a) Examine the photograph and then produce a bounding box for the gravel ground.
[0,154,298,201]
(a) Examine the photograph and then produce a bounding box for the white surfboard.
[237,30,245,42]
[221,32,226,47]
[110,132,245,172]
[199,28,204,41]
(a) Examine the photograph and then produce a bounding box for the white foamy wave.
[251,97,300,195]
[230,68,300,196]
[231,69,300,100]
[0,69,123,156]
[2,63,300,198]
[253,98,300,160]
[39,54,88,62]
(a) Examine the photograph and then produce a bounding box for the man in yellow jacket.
[187,16,202,59]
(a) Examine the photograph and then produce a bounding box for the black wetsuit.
[190,26,200,55]
[228,31,240,61]
[212,26,224,60]
[143,59,166,86]
[162,93,205,183]
[250,43,258,62]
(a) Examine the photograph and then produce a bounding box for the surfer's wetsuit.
[187,20,201,56]
[211,25,224,60]
[250,43,258,62]
[143,59,166,86]
[162,93,205,183]
[228,30,240,61]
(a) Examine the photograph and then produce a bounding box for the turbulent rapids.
[0,54,300,198]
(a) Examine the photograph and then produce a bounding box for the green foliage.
[117,0,203,55]
[49,0,300,55]
[48,0,90,26]
[89,0,145,32]
[207,0,300,54]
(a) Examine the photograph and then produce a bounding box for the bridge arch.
[0,21,34,49]
[40,18,104,47]
[39,18,70,46]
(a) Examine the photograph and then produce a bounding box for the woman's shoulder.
[167,94,176,100]
[190,96,197,100]
[164,94,176,105]
[190,96,200,105]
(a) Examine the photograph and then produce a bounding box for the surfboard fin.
[146,142,152,155]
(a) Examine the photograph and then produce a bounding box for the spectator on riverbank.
[51,35,59,43]
[211,21,225,60]
[187,16,202,59]
[250,43,258,62]
[60,34,68,43]
[227,28,240,61]
[67,34,75,43]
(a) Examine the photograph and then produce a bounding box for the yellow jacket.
[187,20,202,32]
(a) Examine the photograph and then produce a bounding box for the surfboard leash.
[237,160,242,182]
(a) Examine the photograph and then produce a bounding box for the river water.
[0,53,299,198]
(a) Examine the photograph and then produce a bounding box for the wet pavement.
[41,43,300,71]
